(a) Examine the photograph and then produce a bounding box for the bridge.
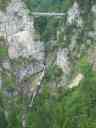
[31,12,65,16]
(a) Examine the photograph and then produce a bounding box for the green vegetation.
[24,0,74,12]
[24,0,74,43]
[33,16,60,41]
[44,64,63,87]
[2,73,15,91]
[0,56,96,128]
[0,0,96,127]
[0,48,8,58]
[27,62,96,128]
[0,109,7,128]
[0,0,10,11]
[25,0,96,53]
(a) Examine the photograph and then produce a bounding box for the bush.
[0,0,10,11]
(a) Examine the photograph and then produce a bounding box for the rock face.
[0,0,78,89]
[68,73,84,88]
[0,0,33,35]
[56,48,70,73]
[0,0,45,89]
[67,2,83,27]
[16,63,44,81]
[0,0,44,58]
[0,0,44,61]
[8,31,44,60]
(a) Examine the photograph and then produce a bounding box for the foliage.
[24,0,74,12]
[24,0,74,42]
[45,64,63,83]
[34,16,48,40]
[2,71,15,91]
[33,16,60,42]
[0,53,96,128]
[0,0,96,128]
[0,89,22,128]
[75,56,90,72]
[0,0,10,11]
[0,92,8,128]
[27,65,96,128]
[0,48,8,58]
[0,110,7,128]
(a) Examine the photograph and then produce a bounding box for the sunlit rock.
[68,73,84,88]
[8,30,44,61]
[16,62,44,82]
[56,48,71,86]
[67,2,83,27]
[56,48,70,73]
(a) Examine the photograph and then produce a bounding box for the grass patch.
[0,48,8,57]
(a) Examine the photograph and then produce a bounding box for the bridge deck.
[31,12,65,16]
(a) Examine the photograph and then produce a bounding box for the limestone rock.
[0,0,45,61]
[0,0,34,35]
[67,2,83,27]
[16,63,44,82]
[0,0,45,90]
[56,48,71,86]
[56,48,70,73]
[68,73,84,88]
[8,30,44,60]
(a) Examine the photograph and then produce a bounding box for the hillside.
[0,0,96,128]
